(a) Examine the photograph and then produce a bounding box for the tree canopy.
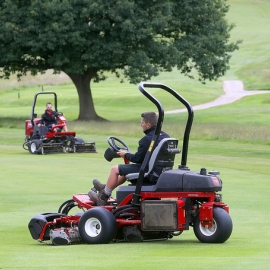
[0,0,240,120]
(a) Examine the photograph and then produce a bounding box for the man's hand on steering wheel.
[117,150,127,158]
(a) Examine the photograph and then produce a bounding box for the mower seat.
[32,125,48,138]
[126,138,180,184]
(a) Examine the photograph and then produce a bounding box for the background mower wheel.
[74,138,84,144]
[78,208,116,244]
[28,140,42,154]
[193,207,233,243]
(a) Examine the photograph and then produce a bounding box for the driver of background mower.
[37,102,68,132]
[88,111,170,206]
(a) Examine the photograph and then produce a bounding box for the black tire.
[193,207,233,243]
[28,140,42,154]
[74,138,84,144]
[72,138,84,153]
[78,208,117,244]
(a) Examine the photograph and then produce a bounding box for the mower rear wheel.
[74,138,84,144]
[28,140,42,154]
[71,138,84,153]
[78,208,116,244]
[193,207,233,243]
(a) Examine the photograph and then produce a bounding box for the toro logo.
[211,177,220,186]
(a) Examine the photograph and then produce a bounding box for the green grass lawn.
[226,0,270,90]
[1,0,270,269]
[0,131,269,269]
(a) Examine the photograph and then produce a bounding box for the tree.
[0,0,240,120]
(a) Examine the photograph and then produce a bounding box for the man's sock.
[104,186,112,196]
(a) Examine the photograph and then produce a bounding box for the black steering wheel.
[107,136,130,152]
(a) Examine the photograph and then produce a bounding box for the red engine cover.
[25,119,41,136]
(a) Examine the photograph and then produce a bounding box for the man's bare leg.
[106,165,121,190]
[116,175,127,187]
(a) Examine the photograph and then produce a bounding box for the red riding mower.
[28,83,232,245]
[23,91,97,154]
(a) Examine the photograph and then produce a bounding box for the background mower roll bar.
[31,92,58,127]
[132,82,194,205]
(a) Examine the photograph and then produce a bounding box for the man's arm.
[121,137,149,164]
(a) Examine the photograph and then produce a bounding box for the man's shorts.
[46,123,54,130]
[118,164,141,176]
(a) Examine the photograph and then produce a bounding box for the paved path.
[165,80,270,114]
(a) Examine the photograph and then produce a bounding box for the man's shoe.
[88,190,110,206]
[91,179,106,193]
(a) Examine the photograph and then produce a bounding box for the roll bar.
[132,82,194,205]
[30,92,58,127]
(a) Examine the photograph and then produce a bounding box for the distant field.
[1,81,269,145]
[226,0,270,89]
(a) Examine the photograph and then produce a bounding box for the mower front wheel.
[193,207,233,243]
[78,208,116,244]
[28,140,42,154]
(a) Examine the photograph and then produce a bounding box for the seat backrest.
[126,138,180,184]
[146,138,180,182]
[33,125,48,138]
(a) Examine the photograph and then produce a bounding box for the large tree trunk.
[65,69,106,121]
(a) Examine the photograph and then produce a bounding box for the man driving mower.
[88,111,170,206]
[38,102,68,132]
